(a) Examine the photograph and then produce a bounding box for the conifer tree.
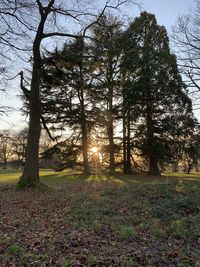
[40,38,93,174]
[90,15,122,174]
[123,12,195,175]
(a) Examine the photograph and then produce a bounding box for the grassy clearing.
[0,169,200,266]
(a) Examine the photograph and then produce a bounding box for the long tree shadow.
[41,169,200,189]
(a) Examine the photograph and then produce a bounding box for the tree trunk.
[123,109,127,174]
[171,162,178,172]
[126,109,132,173]
[107,83,115,175]
[107,56,115,175]
[18,8,47,187]
[148,154,160,175]
[81,120,90,174]
[3,158,7,170]
[108,115,115,175]
[122,81,128,174]
[146,99,160,176]
[123,109,132,174]
[2,147,7,169]
[186,160,193,174]
[18,63,41,187]
[79,41,90,175]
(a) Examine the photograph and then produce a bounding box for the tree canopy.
[0,1,199,186]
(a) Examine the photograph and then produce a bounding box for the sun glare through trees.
[0,0,200,266]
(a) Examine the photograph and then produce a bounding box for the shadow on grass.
[0,168,200,189]
[40,171,89,184]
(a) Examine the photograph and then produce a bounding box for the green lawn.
[0,169,200,266]
[1,169,200,185]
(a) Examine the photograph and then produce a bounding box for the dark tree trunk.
[79,42,90,175]
[122,82,128,174]
[2,147,7,169]
[123,109,127,174]
[2,143,8,169]
[126,109,132,173]
[19,63,42,186]
[107,82,115,175]
[18,6,48,187]
[82,132,90,174]
[108,114,115,175]
[148,154,160,175]
[3,158,7,170]
[81,110,90,174]
[186,160,193,174]
[107,55,115,175]
[146,100,160,176]
[171,162,178,172]
[123,109,132,174]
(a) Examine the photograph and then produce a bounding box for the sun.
[91,146,98,153]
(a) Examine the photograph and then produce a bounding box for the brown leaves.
[0,179,200,266]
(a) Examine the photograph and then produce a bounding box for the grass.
[0,169,200,266]
[0,168,199,185]
[5,245,23,255]
[119,226,136,240]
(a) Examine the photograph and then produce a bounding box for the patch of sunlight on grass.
[163,172,200,181]
[1,169,199,186]
[0,170,21,183]
[0,169,61,184]
[86,174,125,185]
[0,168,94,186]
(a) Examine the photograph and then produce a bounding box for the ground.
[0,169,200,267]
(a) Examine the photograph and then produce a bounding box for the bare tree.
[0,1,35,115]
[11,128,28,167]
[172,0,200,107]
[0,130,13,169]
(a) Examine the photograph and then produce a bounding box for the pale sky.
[0,0,195,130]
[142,0,192,27]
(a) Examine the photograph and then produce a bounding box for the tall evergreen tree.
[123,12,195,175]
[40,38,93,174]
[90,15,122,174]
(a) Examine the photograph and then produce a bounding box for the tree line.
[22,12,200,178]
[0,128,53,170]
[0,1,200,187]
